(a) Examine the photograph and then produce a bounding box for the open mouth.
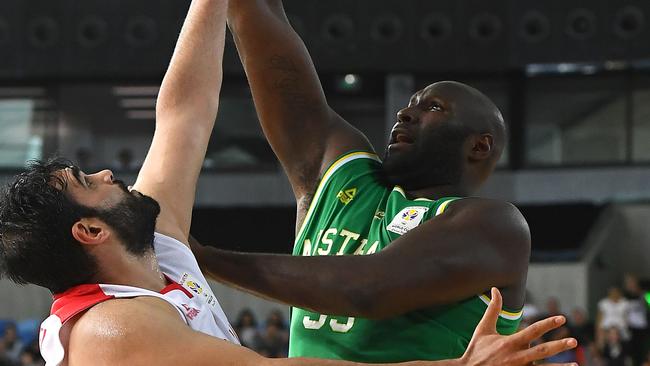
[395,133,414,144]
[389,127,415,147]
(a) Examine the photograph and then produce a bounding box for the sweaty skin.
[191,0,528,319]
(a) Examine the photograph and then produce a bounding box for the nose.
[397,108,414,123]
[96,169,114,183]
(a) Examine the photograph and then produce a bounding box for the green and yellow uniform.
[289,151,523,362]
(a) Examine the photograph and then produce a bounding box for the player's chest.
[302,194,435,257]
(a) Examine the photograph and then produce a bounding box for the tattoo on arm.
[267,55,322,114]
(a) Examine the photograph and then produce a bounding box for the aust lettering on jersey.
[301,228,380,257]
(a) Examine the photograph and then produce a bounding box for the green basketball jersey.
[289,151,523,362]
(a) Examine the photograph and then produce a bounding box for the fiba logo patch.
[180,273,218,307]
[401,209,419,221]
[186,280,203,295]
[387,206,429,235]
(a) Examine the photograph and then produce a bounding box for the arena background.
[1,0,650,364]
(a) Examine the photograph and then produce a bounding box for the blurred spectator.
[0,341,14,366]
[597,287,630,342]
[257,310,289,358]
[20,350,43,366]
[20,340,44,366]
[234,309,261,349]
[581,341,606,366]
[600,327,632,366]
[623,273,649,365]
[569,307,594,345]
[1,323,23,363]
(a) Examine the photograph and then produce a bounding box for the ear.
[71,218,111,246]
[468,134,493,161]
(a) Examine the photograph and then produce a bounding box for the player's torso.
[289,152,521,362]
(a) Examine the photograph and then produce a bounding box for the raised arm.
[130,0,227,244]
[192,199,530,317]
[69,289,576,366]
[228,0,372,201]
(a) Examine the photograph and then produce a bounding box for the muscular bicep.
[228,0,372,198]
[361,199,530,317]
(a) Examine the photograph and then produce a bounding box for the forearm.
[194,242,502,319]
[268,358,452,366]
[227,0,350,195]
[195,245,375,316]
[157,0,227,123]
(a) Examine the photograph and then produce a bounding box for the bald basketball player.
[188,0,538,363]
[0,0,577,365]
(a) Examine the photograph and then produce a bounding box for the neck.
[91,244,166,292]
[404,184,471,200]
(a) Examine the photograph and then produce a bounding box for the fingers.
[517,338,578,365]
[541,364,579,366]
[474,287,502,335]
[514,315,566,344]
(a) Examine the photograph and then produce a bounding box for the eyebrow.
[69,166,85,186]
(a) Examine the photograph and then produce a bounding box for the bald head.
[421,81,506,160]
[383,80,507,192]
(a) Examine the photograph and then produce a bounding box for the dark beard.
[86,190,161,256]
[381,124,471,191]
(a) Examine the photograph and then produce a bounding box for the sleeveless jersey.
[289,151,523,362]
[39,232,239,366]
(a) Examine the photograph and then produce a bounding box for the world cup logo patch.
[401,209,419,221]
[387,206,429,235]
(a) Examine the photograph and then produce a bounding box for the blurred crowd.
[233,309,290,358]
[523,274,650,366]
[0,321,43,366]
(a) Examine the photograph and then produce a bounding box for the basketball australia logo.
[386,206,429,235]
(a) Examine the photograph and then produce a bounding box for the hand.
[458,288,578,366]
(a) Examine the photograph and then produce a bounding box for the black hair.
[0,158,98,294]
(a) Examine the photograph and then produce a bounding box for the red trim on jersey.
[51,284,114,324]
[160,275,193,298]
[51,276,192,324]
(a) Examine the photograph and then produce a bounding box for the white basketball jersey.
[39,233,239,366]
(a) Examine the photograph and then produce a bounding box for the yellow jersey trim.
[435,199,454,216]
[295,152,381,243]
[478,295,524,321]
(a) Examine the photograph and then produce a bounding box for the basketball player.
[0,0,577,365]
[189,0,535,362]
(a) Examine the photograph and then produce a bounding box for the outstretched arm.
[130,0,228,244]
[192,199,530,317]
[228,0,372,203]
[69,289,576,366]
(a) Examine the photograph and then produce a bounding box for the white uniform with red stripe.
[39,233,239,366]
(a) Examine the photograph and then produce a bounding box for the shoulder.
[67,297,184,365]
[444,198,530,240]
